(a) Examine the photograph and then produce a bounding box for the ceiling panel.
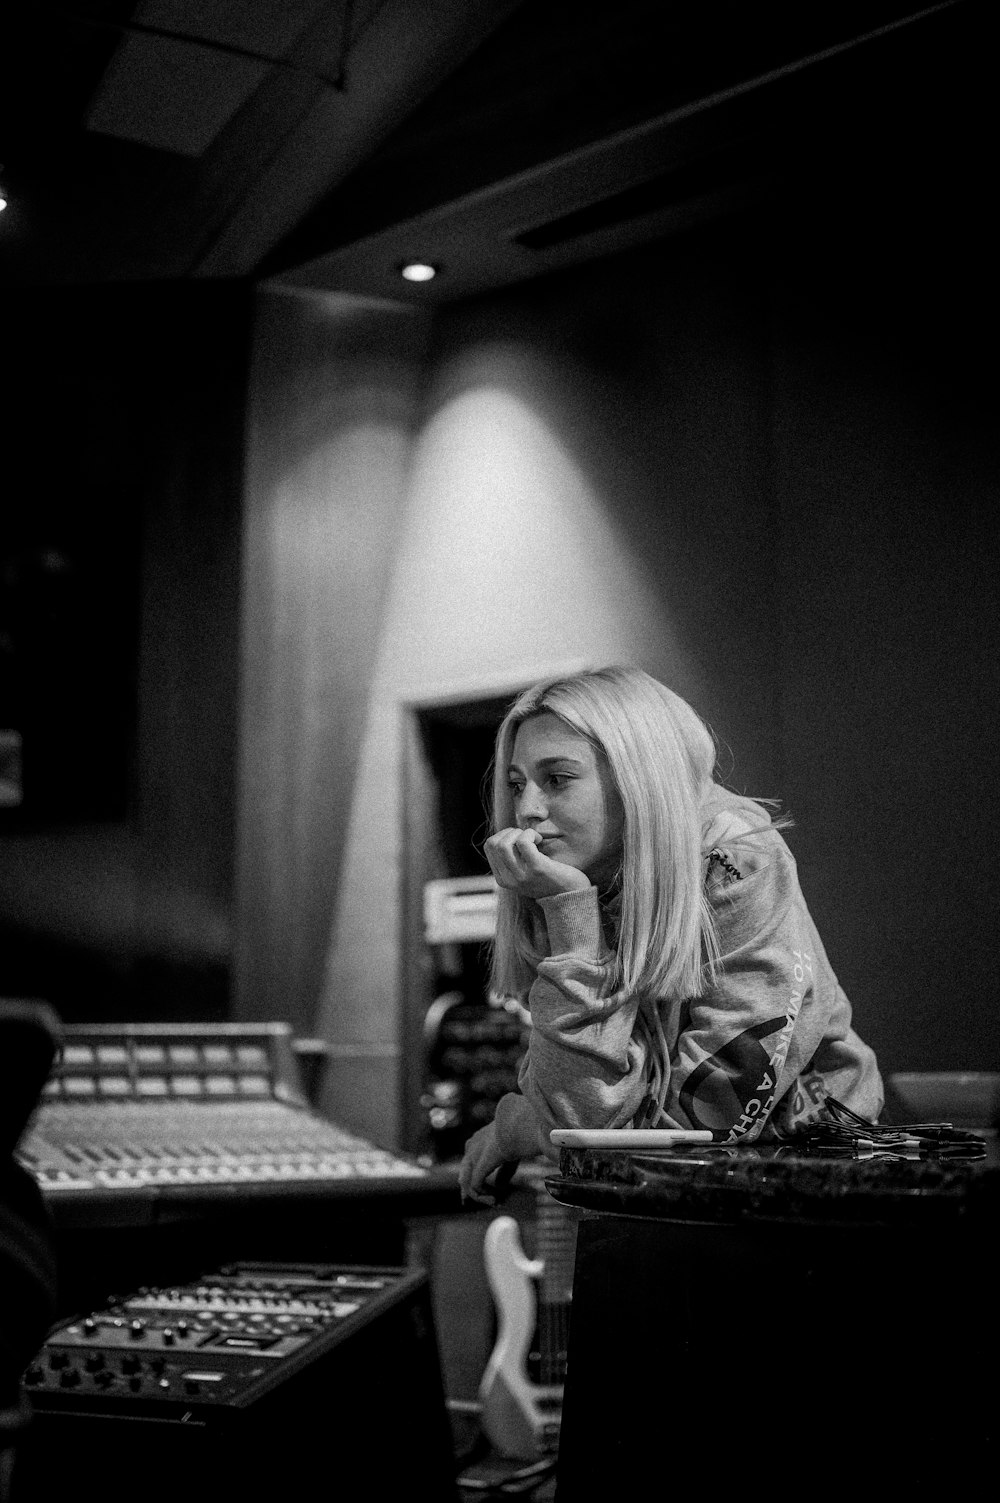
[134,0,333,59]
[85,32,271,155]
[0,0,521,284]
[265,0,989,305]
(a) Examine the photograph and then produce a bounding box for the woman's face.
[507,712,624,888]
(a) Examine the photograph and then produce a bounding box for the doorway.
[399,691,515,1158]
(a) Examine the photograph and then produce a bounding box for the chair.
[886,1070,1000,1130]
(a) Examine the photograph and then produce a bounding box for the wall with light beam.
[249,244,785,1144]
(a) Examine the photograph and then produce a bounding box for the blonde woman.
[459,665,882,1204]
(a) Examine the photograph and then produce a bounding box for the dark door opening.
[400,692,529,1160]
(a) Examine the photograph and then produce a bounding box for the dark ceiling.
[0,1,993,305]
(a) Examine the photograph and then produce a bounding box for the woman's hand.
[458,1120,509,1205]
[485,828,592,900]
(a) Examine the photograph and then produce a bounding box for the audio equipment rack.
[14,1260,459,1502]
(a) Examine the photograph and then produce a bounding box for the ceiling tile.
[85,31,270,156]
[135,0,334,61]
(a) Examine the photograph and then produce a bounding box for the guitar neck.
[533,1183,576,1390]
[536,1188,577,1305]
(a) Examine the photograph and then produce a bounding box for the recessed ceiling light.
[399,261,439,283]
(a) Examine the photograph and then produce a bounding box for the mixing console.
[23,1262,421,1408]
[16,1022,428,1208]
[14,1261,459,1502]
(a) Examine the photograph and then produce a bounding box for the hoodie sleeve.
[667,836,883,1138]
[507,886,649,1144]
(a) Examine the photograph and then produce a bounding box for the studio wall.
[235,288,432,1054]
[769,263,999,1075]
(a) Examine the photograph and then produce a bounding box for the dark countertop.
[547,1136,1000,1227]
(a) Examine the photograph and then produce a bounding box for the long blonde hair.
[489,665,767,1005]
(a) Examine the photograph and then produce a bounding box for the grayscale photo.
[1,4,996,1499]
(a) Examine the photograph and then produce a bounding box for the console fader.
[15,1262,459,1502]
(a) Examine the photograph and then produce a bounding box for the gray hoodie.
[493,788,884,1161]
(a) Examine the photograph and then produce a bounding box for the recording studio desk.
[546,1142,999,1500]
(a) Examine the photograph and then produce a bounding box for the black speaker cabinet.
[555,1210,996,1499]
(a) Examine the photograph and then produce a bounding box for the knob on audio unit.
[14,1262,458,1502]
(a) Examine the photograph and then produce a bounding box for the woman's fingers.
[485,827,543,887]
[485,827,590,898]
[486,827,540,864]
[458,1121,505,1204]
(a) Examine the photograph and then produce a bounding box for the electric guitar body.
[479,1177,577,1460]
